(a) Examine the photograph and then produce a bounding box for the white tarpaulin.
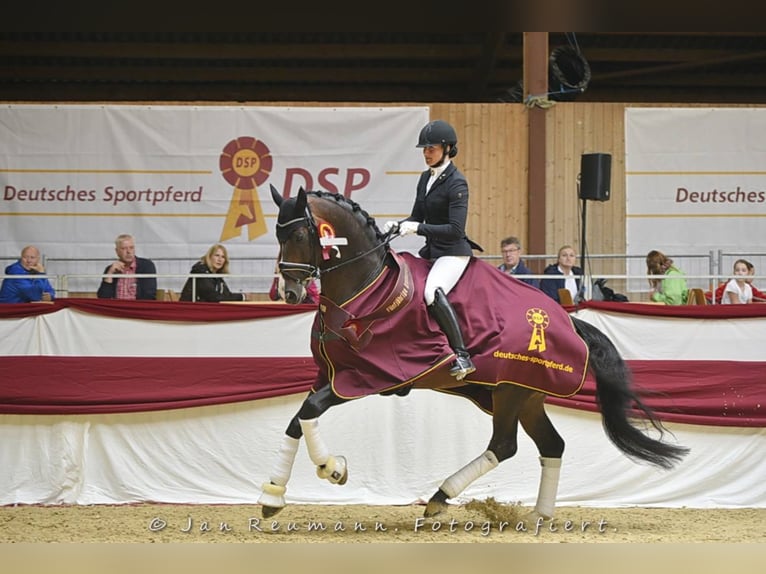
[1,304,763,509]
[1,395,762,509]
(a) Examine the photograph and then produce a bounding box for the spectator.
[742,260,765,302]
[646,249,688,305]
[180,243,251,302]
[721,259,755,304]
[97,233,157,300]
[540,244,584,304]
[0,245,56,303]
[710,259,766,303]
[497,236,539,288]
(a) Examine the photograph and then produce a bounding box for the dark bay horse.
[258,186,688,519]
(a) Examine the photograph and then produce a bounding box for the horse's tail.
[572,316,689,469]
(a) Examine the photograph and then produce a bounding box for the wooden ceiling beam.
[596,50,766,81]
[0,65,512,84]
[0,41,484,61]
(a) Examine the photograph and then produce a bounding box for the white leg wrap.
[534,456,562,519]
[440,450,499,500]
[269,435,300,486]
[257,435,300,509]
[258,481,287,508]
[300,418,330,467]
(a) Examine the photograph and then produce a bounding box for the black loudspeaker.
[579,153,611,201]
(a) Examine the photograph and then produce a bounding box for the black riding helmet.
[416,120,458,158]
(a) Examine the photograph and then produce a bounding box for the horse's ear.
[295,187,308,214]
[270,184,283,207]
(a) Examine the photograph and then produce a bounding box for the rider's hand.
[398,221,419,236]
[383,220,400,234]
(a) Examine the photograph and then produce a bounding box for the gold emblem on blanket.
[526,308,550,353]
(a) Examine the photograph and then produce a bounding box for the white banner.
[625,107,766,288]
[0,104,429,267]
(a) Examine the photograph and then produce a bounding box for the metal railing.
[43,257,279,295]
[3,251,766,302]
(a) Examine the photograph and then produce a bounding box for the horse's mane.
[308,190,385,245]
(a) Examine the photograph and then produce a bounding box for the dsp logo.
[283,167,370,199]
[219,137,271,242]
[219,136,371,242]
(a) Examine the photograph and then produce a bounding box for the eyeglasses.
[502,247,520,254]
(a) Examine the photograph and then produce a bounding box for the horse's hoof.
[258,481,286,516]
[317,455,348,485]
[261,505,284,519]
[424,490,449,517]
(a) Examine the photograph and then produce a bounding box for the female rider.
[384,120,482,380]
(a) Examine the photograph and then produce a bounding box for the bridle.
[275,209,321,285]
[275,202,394,290]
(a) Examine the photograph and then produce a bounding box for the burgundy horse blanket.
[311,252,589,412]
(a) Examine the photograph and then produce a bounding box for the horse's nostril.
[285,292,298,304]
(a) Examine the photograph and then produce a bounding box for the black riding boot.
[428,287,476,380]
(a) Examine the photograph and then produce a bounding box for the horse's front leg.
[258,385,346,518]
[258,433,301,518]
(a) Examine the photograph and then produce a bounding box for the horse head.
[271,185,387,304]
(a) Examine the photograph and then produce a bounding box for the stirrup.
[449,354,475,380]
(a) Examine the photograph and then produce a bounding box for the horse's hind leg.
[518,393,565,520]
[424,384,529,517]
[258,385,346,518]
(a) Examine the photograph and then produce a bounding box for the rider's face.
[423,145,446,167]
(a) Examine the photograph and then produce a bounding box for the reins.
[319,234,394,276]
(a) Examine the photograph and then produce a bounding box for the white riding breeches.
[424,256,470,305]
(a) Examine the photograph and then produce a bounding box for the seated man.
[497,236,539,288]
[97,233,157,300]
[0,245,56,303]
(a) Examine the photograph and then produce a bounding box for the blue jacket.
[0,260,56,303]
[540,263,584,303]
[497,260,539,288]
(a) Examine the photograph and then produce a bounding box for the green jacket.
[651,267,688,305]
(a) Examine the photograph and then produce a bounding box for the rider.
[384,119,482,380]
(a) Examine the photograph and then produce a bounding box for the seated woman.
[540,244,584,304]
[646,249,688,305]
[180,244,248,302]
